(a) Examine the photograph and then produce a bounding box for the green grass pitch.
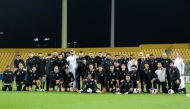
[0,82,190,109]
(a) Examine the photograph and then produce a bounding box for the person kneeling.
[27,66,40,91]
[49,66,62,92]
[116,74,133,94]
[76,74,99,93]
[61,67,74,92]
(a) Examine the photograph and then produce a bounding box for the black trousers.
[75,72,81,89]
[153,79,167,93]
[120,88,133,94]
[171,81,179,93]
[2,85,12,91]
[16,81,22,91]
[140,73,144,92]
[166,72,171,89]
[46,75,50,90]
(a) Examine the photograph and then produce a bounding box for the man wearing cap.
[2,65,14,91]
[66,49,78,90]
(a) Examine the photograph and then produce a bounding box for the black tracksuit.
[81,63,89,79]
[14,59,26,68]
[118,70,129,83]
[62,72,74,88]
[36,58,46,77]
[129,71,140,88]
[138,58,144,92]
[161,58,172,89]
[96,70,107,89]
[95,56,105,67]
[81,80,98,93]
[2,70,14,91]
[84,69,97,80]
[119,80,133,94]
[27,72,39,87]
[101,59,114,72]
[120,58,129,70]
[57,58,68,72]
[45,58,57,90]
[107,71,118,88]
[26,56,37,72]
[168,67,180,93]
[75,57,84,89]
[143,68,153,89]
[49,71,62,88]
[87,57,96,68]
[14,69,26,91]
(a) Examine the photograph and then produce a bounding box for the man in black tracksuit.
[108,65,119,92]
[118,64,129,84]
[101,53,114,72]
[129,65,140,92]
[95,52,105,68]
[79,74,98,93]
[84,64,97,81]
[75,51,84,89]
[14,63,26,91]
[49,66,62,92]
[61,67,74,92]
[143,62,153,93]
[36,52,46,90]
[27,66,40,91]
[57,53,68,72]
[81,58,89,81]
[87,52,96,68]
[45,53,57,91]
[2,65,14,91]
[117,74,133,94]
[161,53,172,89]
[120,53,129,70]
[137,52,144,92]
[96,65,107,91]
[26,52,37,72]
[168,62,180,93]
[14,55,26,69]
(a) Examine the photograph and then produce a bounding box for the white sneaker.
[124,92,128,95]
[116,92,121,95]
[96,89,101,93]
[35,89,39,91]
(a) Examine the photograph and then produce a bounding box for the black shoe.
[183,88,186,94]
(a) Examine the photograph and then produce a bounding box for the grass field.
[0,82,190,109]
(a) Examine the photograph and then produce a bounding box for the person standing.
[66,49,78,90]
[14,55,26,69]
[173,52,186,94]
[45,53,57,91]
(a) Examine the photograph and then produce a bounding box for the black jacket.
[143,68,153,84]
[96,70,107,87]
[168,67,180,81]
[161,58,172,70]
[45,58,56,75]
[101,59,114,71]
[36,58,45,72]
[49,71,62,82]
[95,56,105,67]
[129,71,140,81]
[81,80,97,89]
[28,72,39,83]
[63,72,74,83]
[2,70,14,83]
[119,80,133,89]
[84,69,97,80]
[26,56,37,71]
[118,70,129,81]
[57,58,68,71]
[107,71,119,82]
[14,59,26,68]
[14,69,26,82]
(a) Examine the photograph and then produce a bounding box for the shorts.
[62,82,73,88]
[28,82,36,87]
[38,71,45,77]
[109,81,117,88]
[97,80,105,88]
[49,82,57,88]
[133,81,137,88]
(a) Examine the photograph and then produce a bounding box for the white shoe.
[40,89,43,92]
[57,88,60,92]
[124,92,128,95]
[96,89,101,93]
[115,92,121,95]
[35,89,39,91]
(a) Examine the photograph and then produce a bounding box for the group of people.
[1,49,186,94]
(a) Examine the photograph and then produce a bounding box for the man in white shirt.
[128,54,138,71]
[173,52,186,94]
[66,49,78,90]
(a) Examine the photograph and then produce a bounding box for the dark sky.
[0,0,190,48]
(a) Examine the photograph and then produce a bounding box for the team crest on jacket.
[68,75,70,77]
[57,74,59,76]
[34,74,36,76]
[166,61,168,63]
